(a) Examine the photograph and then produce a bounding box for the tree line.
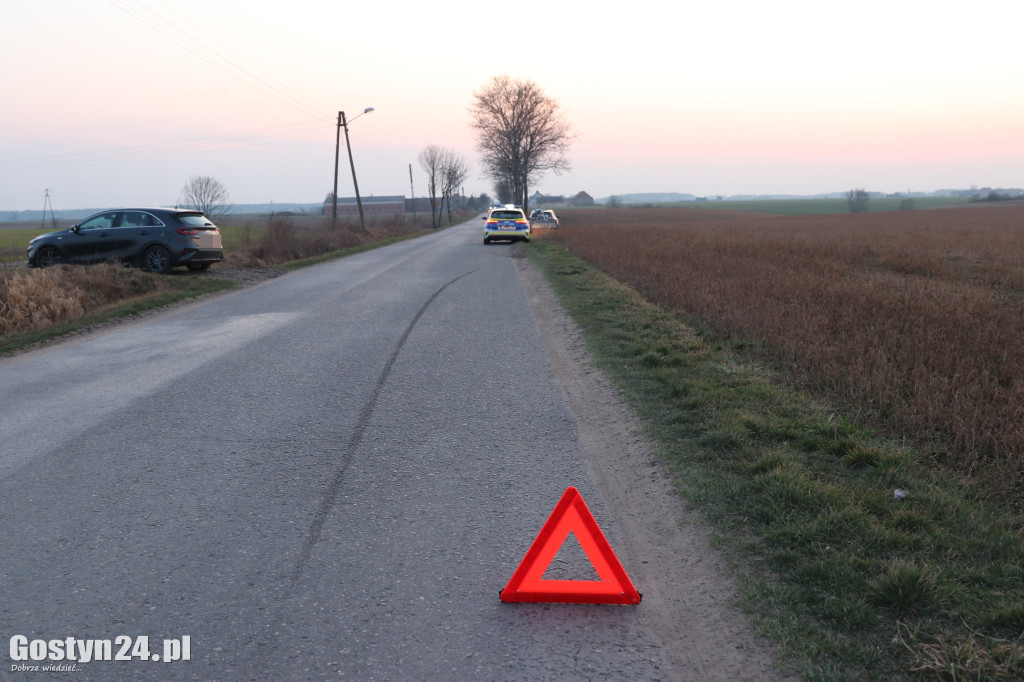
[418,145,469,229]
[180,75,574,227]
[470,75,571,213]
[418,75,573,223]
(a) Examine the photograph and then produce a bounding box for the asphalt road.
[0,220,676,680]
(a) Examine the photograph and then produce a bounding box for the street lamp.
[332,107,374,231]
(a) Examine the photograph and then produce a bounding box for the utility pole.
[332,107,373,231]
[342,111,366,232]
[41,189,58,230]
[409,164,417,224]
[332,113,341,230]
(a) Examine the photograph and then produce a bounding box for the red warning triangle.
[500,486,641,604]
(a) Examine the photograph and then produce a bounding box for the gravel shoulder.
[515,253,796,681]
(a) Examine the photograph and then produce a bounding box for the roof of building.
[324,195,405,205]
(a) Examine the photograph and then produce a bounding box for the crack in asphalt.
[288,268,479,587]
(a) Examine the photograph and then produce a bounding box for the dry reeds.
[550,206,1024,483]
[228,214,432,266]
[0,262,160,334]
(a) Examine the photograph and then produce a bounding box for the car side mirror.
[70,225,80,233]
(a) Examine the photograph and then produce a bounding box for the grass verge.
[274,230,432,271]
[0,272,236,356]
[524,239,1024,681]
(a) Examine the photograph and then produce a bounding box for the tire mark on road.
[288,268,479,586]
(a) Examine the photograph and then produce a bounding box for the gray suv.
[27,208,224,273]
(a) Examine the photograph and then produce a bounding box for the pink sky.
[2,0,1022,211]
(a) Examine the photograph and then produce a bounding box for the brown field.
[548,205,1024,487]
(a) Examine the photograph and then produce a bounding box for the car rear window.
[490,211,524,220]
[176,213,216,227]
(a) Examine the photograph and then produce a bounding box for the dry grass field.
[548,205,1024,491]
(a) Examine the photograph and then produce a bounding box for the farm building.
[530,192,565,206]
[530,191,594,207]
[322,194,405,216]
[570,191,594,207]
[323,194,466,216]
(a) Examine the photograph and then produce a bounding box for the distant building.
[322,193,469,216]
[531,191,594,207]
[406,194,466,213]
[322,194,405,216]
[405,197,434,214]
[570,191,594,207]
[530,191,565,206]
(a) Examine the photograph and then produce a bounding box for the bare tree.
[470,75,572,213]
[418,145,445,229]
[180,176,231,220]
[419,146,471,228]
[441,153,470,222]
[846,188,870,213]
[492,178,513,205]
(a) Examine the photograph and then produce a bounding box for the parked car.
[483,205,531,244]
[531,209,559,229]
[26,208,224,273]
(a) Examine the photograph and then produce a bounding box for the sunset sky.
[2,0,1022,211]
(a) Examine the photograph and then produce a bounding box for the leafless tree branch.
[470,75,572,213]
[180,176,231,220]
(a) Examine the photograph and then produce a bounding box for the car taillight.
[177,227,199,235]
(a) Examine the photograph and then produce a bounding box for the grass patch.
[0,227,48,263]
[525,238,1024,681]
[0,267,235,355]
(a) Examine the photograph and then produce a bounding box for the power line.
[0,121,324,174]
[356,139,411,173]
[107,0,329,122]
[152,0,328,119]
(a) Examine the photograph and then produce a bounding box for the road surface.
[0,219,786,680]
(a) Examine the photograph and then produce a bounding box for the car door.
[64,211,119,263]
[113,211,162,262]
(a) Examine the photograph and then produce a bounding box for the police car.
[482,205,531,244]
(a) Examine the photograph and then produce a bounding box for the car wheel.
[142,245,172,274]
[484,237,490,244]
[36,246,63,267]
[186,263,211,272]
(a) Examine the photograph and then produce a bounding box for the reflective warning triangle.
[500,486,641,604]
